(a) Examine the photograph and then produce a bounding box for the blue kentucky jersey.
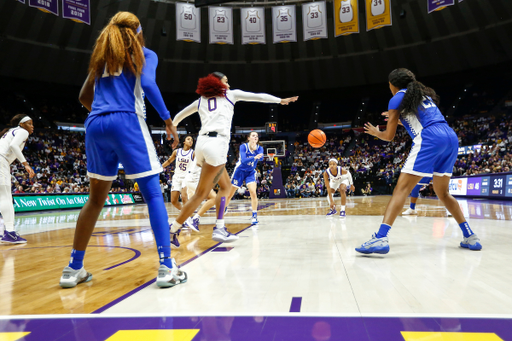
[236,143,264,172]
[388,89,447,139]
[89,47,169,121]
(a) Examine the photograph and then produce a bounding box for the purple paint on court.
[1,316,512,341]
[212,247,234,252]
[289,297,302,312]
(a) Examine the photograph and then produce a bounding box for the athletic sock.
[459,222,474,238]
[137,174,173,268]
[216,219,225,228]
[340,205,346,211]
[376,223,391,238]
[252,210,257,216]
[68,249,85,270]
[171,221,182,233]
[158,246,173,268]
[193,213,200,219]
[410,203,416,210]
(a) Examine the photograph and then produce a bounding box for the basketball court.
[1,196,511,340]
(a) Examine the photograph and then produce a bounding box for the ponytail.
[388,68,440,117]
[88,12,145,79]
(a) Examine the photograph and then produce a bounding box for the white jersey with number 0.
[173,89,281,138]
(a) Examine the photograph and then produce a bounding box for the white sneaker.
[212,226,239,243]
[402,208,417,215]
[59,266,92,288]
[156,258,188,288]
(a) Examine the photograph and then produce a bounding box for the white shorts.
[330,179,350,190]
[195,135,229,168]
[171,173,187,192]
[0,158,11,186]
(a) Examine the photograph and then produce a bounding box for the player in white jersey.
[0,115,35,244]
[323,159,355,218]
[169,72,298,245]
[162,135,194,209]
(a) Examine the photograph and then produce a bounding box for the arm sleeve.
[140,48,170,121]
[173,100,200,126]
[388,92,405,111]
[10,129,29,164]
[231,89,281,104]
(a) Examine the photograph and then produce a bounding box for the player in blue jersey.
[226,132,264,225]
[356,68,482,254]
[59,12,186,289]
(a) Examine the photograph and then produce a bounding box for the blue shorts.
[85,112,162,180]
[231,167,256,188]
[402,123,458,177]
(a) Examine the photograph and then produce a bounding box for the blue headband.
[136,25,142,33]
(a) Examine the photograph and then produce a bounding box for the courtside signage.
[14,194,135,212]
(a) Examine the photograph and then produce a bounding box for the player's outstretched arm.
[280,96,299,105]
[364,109,399,142]
[173,100,200,127]
[323,172,335,208]
[162,150,177,168]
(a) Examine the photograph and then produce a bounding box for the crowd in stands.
[3,94,512,198]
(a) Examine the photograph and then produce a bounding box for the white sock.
[193,213,200,220]
[171,221,182,233]
[0,185,14,232]
[341,205,346,211]
[252,210,257,215]
[216,219,225,228]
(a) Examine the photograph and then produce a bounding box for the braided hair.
[388,68,439,117]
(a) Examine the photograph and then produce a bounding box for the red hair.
[196,74,228,98]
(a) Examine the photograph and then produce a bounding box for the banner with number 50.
[176,2,201,43]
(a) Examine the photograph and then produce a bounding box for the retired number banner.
[176,3,201,43]
[62,0,91,25]
[241,7,266,45]
[302,1,328,41]
[365,0,392,31]
[427,0,455,13]
[272,5,297,44]
[29,0,59,16]
[209,6,234,44]
[334,0,359,37]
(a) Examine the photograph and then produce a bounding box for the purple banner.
[427,0,455,13]
[63,0,90,25]
[29,0,59,16]
[466,177,482,196]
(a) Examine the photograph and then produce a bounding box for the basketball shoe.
[189,217,200,232]
[355,234,390,254]
[251,212,258,225]
[212,226,239,243]
[326,208,337,217]
[59,266,92,288]
[339,210,346,218]
[460,233,482,251]
[170,224,181,248]
[156,258,187,288]
[402,208,417,215]
[1,230,27,244]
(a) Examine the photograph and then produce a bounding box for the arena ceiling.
[0,0,511,93]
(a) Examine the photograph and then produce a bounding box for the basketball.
[308,129,326,148]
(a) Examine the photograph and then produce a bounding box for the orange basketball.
[308,129,326,148]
